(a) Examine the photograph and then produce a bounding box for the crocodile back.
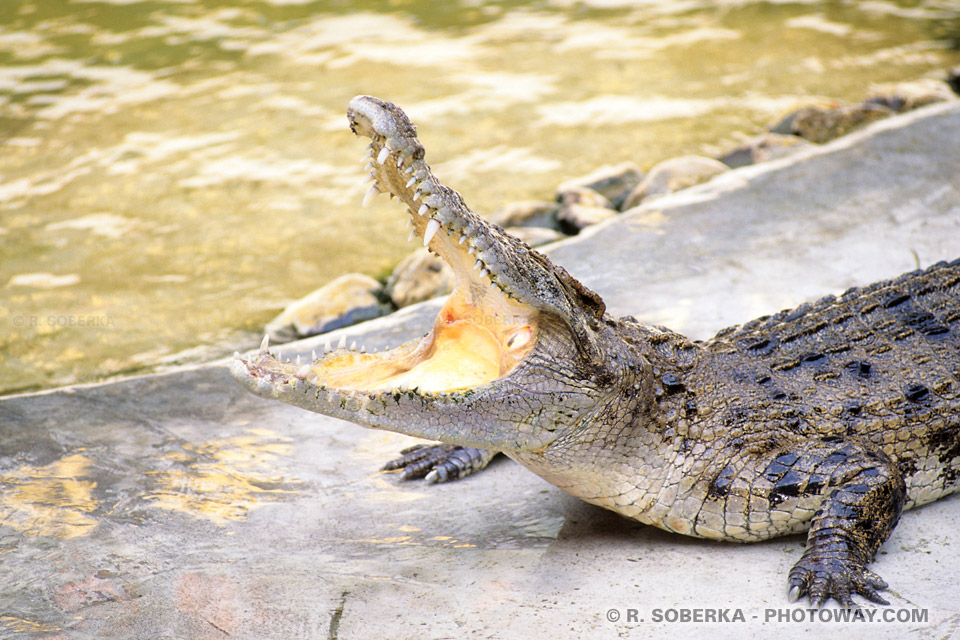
[706,258,960,506]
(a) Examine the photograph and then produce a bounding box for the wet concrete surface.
[2,102,959,639]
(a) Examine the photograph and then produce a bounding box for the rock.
[504,226,566,247]
[770,102,892,144]
[556,162,643,210]
[947,66,960,95]
[555,186,617,233]
[556,186,615,210]
[265,273,390,343]
[485,201,559,230]
[717,133,814,169]
[621,155,729,210]
[864,79,956,113]
[556,205,617,234]
[385,248,456,308]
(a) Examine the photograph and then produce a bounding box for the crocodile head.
[231,96,637,452]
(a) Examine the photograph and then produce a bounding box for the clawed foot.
[382,444,496,483]
[788,551,889,607]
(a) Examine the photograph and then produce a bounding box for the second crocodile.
[231,96,960,607]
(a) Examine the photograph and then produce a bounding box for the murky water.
[1,0,958,395]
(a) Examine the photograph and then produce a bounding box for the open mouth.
[233,96,540,397]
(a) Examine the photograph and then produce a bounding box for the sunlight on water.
[0,0,958,394]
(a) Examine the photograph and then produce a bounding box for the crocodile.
[231,95,960,607]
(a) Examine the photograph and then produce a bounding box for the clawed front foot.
[788,548,889,607]
[382,444,497,483]
[778,442,905,607]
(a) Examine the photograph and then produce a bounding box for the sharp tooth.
[397,383,407,392]
[297,364,311,378]
[377,147,390,164]
[468,245,476,255]
[362,149,373,161]
[233,351,241,358]
[404,165,415,175]
[362,184,381,207]
[350,341,357,351]
[417,204,428,216]
[408,230,416,242]
[337,335,346,349]
[312,349,317,361]
[296,354,302,365]
[360,346,367,353]
[405,177,416,189]
[406,218,412,229]
[423,219,441,246]
[260,334,270,353]
[324,339,332,353]
[413,189,422,201]
[458,235,466,245]
[479,268,489,278]
[474,259,483,271]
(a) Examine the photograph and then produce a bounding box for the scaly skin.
[231,96,960,607]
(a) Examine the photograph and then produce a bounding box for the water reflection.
[0,426,303,538]
[145,427,303,524]
[1,0,958,395]
[0,453,99,539]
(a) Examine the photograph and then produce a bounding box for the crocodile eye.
[505,326,531,350]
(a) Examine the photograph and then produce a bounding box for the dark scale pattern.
[687,260,960,604]
[711,261,960,466]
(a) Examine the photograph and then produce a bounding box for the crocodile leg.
[383,444,498,483]
[785,444,906,607]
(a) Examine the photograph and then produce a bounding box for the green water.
[1,0,958,395]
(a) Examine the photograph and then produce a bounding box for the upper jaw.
[347,95,608,360]
[349,95,544,306]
